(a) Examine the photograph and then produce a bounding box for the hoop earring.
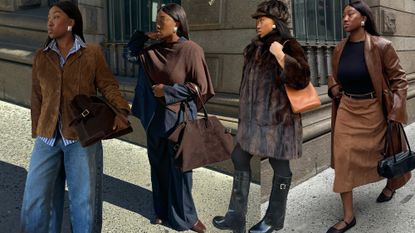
[361,21,365,27]
[67,25,73,32]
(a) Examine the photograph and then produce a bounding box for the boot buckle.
[280,184,287,190]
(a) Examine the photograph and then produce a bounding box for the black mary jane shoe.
[326,217,356,233]
[376,187,396,203]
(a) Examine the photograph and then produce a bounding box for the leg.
[146,132,170,222]
[249,158,292,233]
[376,171,411,203]
[20,138,64,233]
[62,141,103,233]
[49,164,66,233]
[327,191,356,232]
[213,143,252,233]
[166,139,200,231]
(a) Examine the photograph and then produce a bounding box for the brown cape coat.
[138,40,215,112]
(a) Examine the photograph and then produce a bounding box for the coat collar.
[43,35,86,68]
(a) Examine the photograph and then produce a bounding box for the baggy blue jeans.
[20,135,103,233]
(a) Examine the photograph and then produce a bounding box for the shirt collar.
[43,35,87,52]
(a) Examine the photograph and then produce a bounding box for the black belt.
[343,91,376,99]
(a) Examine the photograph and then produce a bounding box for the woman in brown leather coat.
[327,1,410,233]
[213,1,310,232]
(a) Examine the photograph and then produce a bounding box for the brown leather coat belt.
[343,91,376,99]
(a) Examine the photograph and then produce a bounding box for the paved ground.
[261,125,415,233]
[2,98,414,233]
[0,100,260,233]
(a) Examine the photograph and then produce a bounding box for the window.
[107,0,181,42]
[293,0,350,44]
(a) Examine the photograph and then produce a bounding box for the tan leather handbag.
[284,82,321,113]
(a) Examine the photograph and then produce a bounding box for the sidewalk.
[0,100,260,233]
[262,125,415,233]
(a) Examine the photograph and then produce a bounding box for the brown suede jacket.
[31,43,131,139]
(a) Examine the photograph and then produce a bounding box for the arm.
[272,40,311,89]
[163,83,198,105]
[31,52,41,138]
[93,45,131,116]
[382,43,408,123]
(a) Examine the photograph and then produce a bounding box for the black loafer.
[151,217,164,225]
[326,217,356,233]
[376,187,396,203]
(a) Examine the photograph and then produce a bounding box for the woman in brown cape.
[327,1,410,233]
[127,3,214,233]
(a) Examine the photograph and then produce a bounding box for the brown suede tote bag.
[168,87,233,172]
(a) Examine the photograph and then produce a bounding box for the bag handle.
[186,82,209,119]
[383,122,411,161]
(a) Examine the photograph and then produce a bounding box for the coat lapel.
[332,38,347,82]
[45,51,61,73]
[363,32,383,103]
[66,49,83,67]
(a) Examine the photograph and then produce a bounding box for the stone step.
[0,25,46,49]
[0,40,37,65]
[0,7,48,48]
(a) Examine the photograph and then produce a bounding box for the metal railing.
[293,0,351,86]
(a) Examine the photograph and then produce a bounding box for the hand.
[112,114,128,131]
[330,85,342,99]
[270,41,284,57]
[270,41,285,67]
[152,84,165,97]
[146,31,160,40]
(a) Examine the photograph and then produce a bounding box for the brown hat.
[251,0,290,24]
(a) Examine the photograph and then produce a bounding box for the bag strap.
[186,82,209,119]
[383,122,411,160]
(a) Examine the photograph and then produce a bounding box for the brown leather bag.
[284,82,321,113]
[168,86,233,172]
[69,95,133,147]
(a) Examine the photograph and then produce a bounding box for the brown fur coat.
[236,32,310,159]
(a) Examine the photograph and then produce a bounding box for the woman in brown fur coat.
[212,1,310,232]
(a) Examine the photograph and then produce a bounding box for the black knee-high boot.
[212,170,251,233]
[249,174,292,233]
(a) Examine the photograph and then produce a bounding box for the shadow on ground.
[0,161,155,232]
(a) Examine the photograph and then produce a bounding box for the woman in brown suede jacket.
[20,2,130,233]
[327,1,410,233]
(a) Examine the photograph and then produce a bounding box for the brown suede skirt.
[332,95,386,193]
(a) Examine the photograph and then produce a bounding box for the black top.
[337,41,374,94]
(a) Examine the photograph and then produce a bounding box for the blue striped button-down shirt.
[38,35,87,147]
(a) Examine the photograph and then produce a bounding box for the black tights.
[231,143,292,177]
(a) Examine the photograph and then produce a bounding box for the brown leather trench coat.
[328,32,411,187]
[31,44,131,140]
